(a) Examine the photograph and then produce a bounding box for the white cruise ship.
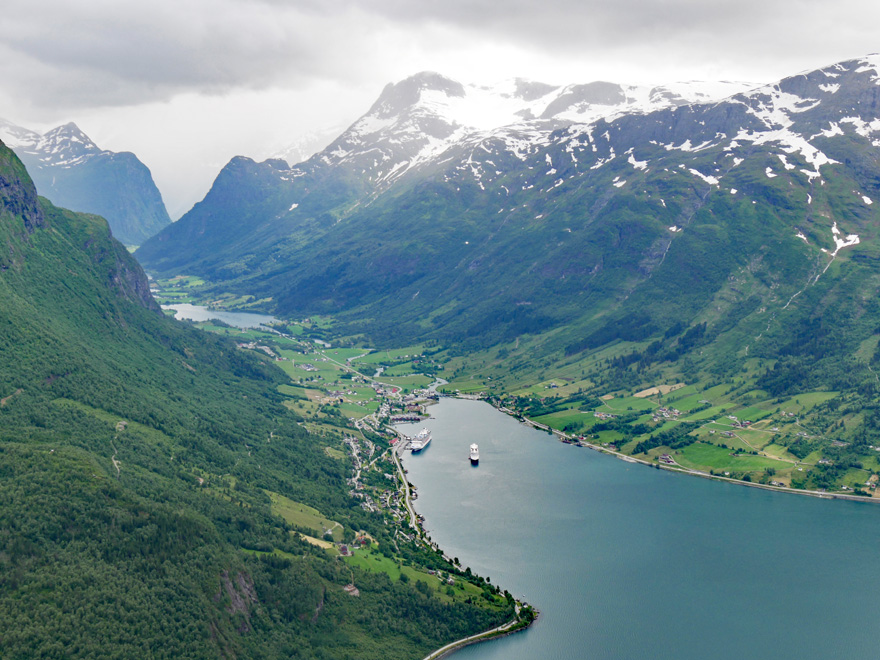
[409,428,431,452]
[469,443,479,464]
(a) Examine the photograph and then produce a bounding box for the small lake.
[162,303,279,329]
[400,398,880,660]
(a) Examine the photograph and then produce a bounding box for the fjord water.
[163,303,278,329]
[400,398,880,660]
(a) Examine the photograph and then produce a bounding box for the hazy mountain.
[137,71,754,275]
[136,54,880,404]
[266,123,347,167]
[0,119,171,245]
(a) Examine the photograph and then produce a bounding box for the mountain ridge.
[0,119,171,245]
[137,68,760,278]
[136,54,880,370]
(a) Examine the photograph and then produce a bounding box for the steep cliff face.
[0,139,44,234]
[0,138,159,313]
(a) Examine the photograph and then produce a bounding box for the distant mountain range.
[137,55,880,396]
[0,119,170,245]
[135,71,757,282]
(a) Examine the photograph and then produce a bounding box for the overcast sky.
[2,0,879,218]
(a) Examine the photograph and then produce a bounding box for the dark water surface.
[400,398,880,660]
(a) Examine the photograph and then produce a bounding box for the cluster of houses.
[653,407,682,422]
[236,341,279,359]
[327,389,358,398]
[391,414,422,423]
[424,569,456,586]
[726,415,753,429]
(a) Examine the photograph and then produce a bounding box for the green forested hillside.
[137,57,880,494]
[0,141,512,658]
[136,57,880,364]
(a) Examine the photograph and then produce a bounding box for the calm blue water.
[163,303,279,329]
[400,398,880,660]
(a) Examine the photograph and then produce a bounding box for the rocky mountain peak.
[511,79,559,102]
[367,71,466,119]
[37,122,101,165]
[0,119,170,245]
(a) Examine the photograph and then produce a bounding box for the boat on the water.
[469,443,479,464]
[410,428,432,452]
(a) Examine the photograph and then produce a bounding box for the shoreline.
[421,607,536,660]
[391,432,538,660]
[485,399,880,505]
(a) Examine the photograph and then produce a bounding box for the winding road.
[391,444,419,531]
[421,604,525,660]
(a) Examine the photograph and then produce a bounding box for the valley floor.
[153,275,880,518]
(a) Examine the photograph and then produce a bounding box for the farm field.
[267,491,344,542]
[674,443,790,473]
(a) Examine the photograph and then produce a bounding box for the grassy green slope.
[0,142,511,659]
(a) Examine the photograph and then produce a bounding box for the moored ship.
[409,428,432,452]
[469,443,479,464]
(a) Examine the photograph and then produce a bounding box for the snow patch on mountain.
[689,168,719,185]
[816,122,844,138]
[840,116,880,140]
[418,82,557,131]
[854,54,880,83]
[628,153,648,170]
[831,221,860,253]
[778,155,796,170]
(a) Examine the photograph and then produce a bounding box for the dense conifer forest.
[0,141,512,659]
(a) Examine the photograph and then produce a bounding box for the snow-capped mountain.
[138,71,752,272]
[0,119,170,245]
[0,119,42,151]
[139,55,880,370]
[312,72,756,188]
[1,121,102,168]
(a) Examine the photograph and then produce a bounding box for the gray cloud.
[1,0,382,109]
[297,0,879,82]
[3,0,879,114]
